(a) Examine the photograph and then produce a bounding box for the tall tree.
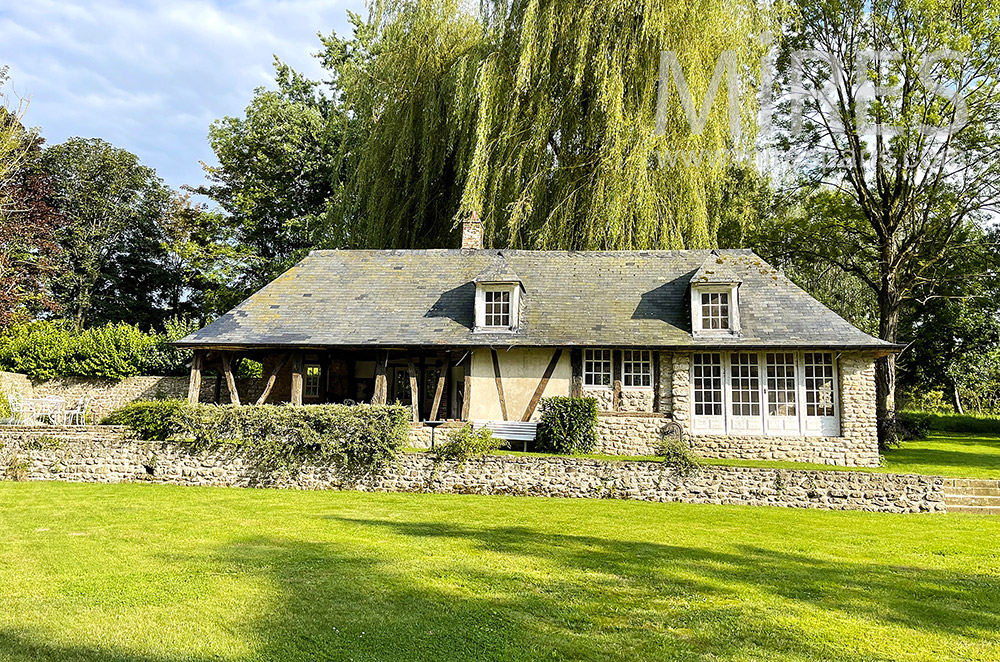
[774,0,1000,440]
[0,115,63,327]
[42,138,170,329]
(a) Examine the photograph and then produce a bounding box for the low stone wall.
[688,434,880,467]
[0,427,944,514]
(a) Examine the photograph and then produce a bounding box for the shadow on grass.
[2,517,999,661]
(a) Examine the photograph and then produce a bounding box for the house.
[176,218,896,467]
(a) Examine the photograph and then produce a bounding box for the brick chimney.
[462,210,484,250]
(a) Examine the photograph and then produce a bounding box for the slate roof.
[692,250,744,284]
[176,249,895,350]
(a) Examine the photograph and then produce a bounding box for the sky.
[1,0,366,194]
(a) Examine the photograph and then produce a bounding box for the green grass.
[1,483,999,661]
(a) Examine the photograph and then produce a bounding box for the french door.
[691,353,725,433]
[764,352,799,434]
[728,353,764,434]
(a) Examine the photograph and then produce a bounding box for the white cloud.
[0,0,362,192]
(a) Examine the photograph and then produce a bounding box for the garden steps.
[943,478,1000,515]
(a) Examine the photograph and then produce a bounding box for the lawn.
[1,483,999,661]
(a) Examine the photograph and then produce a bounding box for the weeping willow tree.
[328,0,772,249]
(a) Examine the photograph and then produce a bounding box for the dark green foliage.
[656,437,701,477]
[432,424,507,465]
[907,412,1000,436]
[105,402,411,479]
[536,397,598,455]
[885,412,934,444]
[0,320,190,380]
[101,399,187,442]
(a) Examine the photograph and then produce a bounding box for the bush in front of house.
[432,424,507,465]
[0,319,194,381]
[101,399,187,441]
[104,401,411,479]
[535,396,599,455]
[656,437,701,477]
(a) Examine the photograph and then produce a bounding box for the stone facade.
[0,427,943,514]
[594,414,670,456]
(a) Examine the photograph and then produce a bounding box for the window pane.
[584,349,613,387]
[693,353,723,416]
[622,350,652,388]
[765,353,796,416]
[700,291,731,331]
[804,352,835,417]
[730,353,760,417]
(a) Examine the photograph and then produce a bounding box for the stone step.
[946,504,1000,515]
[944,487,1000,497]
[943,478,1000,489]
[945,495,1000,507]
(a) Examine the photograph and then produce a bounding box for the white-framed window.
[475,284,519,331]
[692,353,724,416]
[304,364,321,398]
[804,352,836,417]
[622,350,652,388]
[701,291,730,330]
[691,285,740,336]
[584,349,613,387]
[690,351,840,437]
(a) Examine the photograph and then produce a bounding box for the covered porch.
[186,347,471,422]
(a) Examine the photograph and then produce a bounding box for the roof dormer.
[474,253,523,332]
[690,251,742,338]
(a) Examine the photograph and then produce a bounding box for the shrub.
[656,437,701,477]
[893,411,934,441]
[0,320,193,381]
[102,399,187,441]
[433,424,507,465]
[536,396,599,455]
[175,403,410,479]
[904,411,1000,436]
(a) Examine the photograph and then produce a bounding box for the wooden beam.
[612,349,623,412]
[221,353,241,406]
[290,351,304,406]
[461,356,472,421]
[255,352,291,405]
[187,351,203,405]
[373,351,388,404]
[407,360,420,422]
[570,348,583,397]
[430,359,448,421]
[522,349,563,421]
[652,351,661,413]
[491,348,508,421]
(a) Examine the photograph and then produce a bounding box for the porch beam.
[187,351,203,405]
[290,351,304,406]
[221,352,241,406]
[491,348,508,421]
[255,352,291,405]
[570,348,583,397]
[407,360,420,422]
[373,351,388,404]
[522,349,563,421]
[430,359,448,421]
[652,351,661,413]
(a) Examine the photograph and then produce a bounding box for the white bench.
[472,420,538,452]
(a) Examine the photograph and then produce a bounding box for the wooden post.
[570,348,583,397]
[461,354,472,421]
[256,353,291,405]
[213,372,222,404]
[491,349,508,421]
[430,359,448,421]
[407,360,420,422]
[221,353,241,406]
[372,351,388,404]
[187,351,203,405]
[521,349,562,421]
[290,351,304,406]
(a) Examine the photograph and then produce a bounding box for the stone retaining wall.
[0,427,944,514]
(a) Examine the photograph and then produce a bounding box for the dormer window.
[691,284,740,337]
[474,252,523,333]
[484,288,512,328]
[475,283,520,331]
[700,291,730,331]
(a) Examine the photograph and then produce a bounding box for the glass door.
[765,352,799,434]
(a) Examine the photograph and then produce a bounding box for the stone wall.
[0,427,944,514]
[0,371,268,422]
[594,414,670,456]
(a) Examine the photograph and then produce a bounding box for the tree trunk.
[875,264,901,447]
[952,381,965,415]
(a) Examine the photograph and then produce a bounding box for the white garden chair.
[5,393,28,425]
[62,397,91,426]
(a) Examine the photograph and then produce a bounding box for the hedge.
[535,396,599,454]
[103,401,411,479]
[0,319,194,381]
